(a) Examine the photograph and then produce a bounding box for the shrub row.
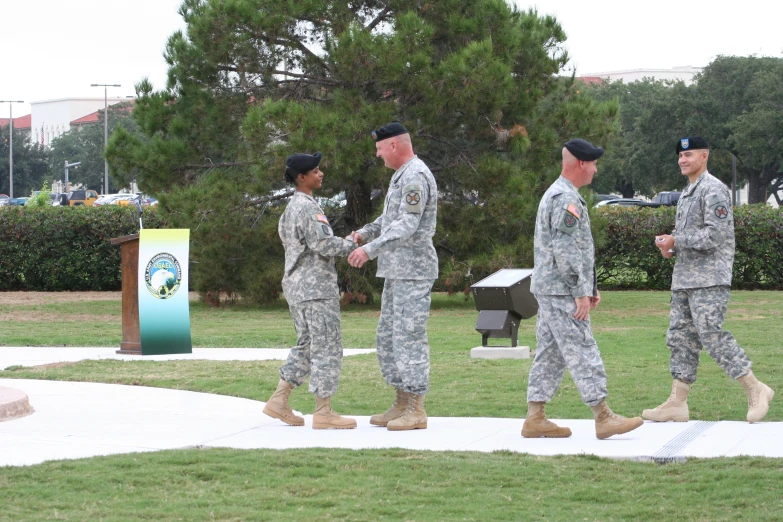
[2,204,780,293]
[596,205,783,290]
[0,206,165,291]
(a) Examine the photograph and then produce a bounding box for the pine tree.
[107,0,617,302]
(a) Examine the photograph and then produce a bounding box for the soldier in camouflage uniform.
[523,139,643,440]
[263,152,358,430]
[347,122,438,431]
[644,136,774,424]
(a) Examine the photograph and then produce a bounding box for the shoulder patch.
[566,203,581,219]
[557,206,579,235]
[315,214,329,224]
[403,184,423,214]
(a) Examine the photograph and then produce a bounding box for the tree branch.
[366,6,391,32]
[178,161,252,170]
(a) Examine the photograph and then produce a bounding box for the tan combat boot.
[521,402,572,438]
[738,371,775,423]
[591,400,643,440]
[642,379,691,422]
[263,379,305,426]
[312,396,357,429]
[387,394,427,431]
[370,388,410,427]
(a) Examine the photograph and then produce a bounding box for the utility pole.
[64,160,81,193]
[731,154,737,207]
[90,83,121,195]
[1,100,24,199]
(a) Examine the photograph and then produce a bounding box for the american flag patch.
[316,214,329,224]
[566,203,581,219]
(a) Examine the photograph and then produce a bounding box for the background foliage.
[596,205,783,290]
[585,56,783,204]
[0,206,164,291]
[3,204,780,292]
[105,0,619,303]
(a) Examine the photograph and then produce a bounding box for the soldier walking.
[644,136,774,423]
[347,122,438,431]
[523,139,643,440]
[263,152,357,429]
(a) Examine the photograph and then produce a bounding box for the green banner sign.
[137,229,192,355]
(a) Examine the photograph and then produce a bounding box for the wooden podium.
[110,234,141,355]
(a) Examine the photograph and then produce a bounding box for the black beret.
[676,136,709,154]
[371,122,409,142]
[564,138,604,161]
[285,152,322,183]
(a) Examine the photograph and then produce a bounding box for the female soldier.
[263,152,357,429]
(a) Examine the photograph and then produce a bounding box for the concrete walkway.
[1,378,781,467]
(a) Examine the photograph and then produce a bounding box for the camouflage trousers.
[667,286,751,383]
[280,298,343,398]
[376,279,435,395]
[527,295,608,407]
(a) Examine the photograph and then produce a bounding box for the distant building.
[578,65,703,85]
[30,97,127,146]
[0,114,32,142]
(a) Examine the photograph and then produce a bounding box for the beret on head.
[564,138,604,161]
[676,136,709,154]
[371,122,409,142]
[285,152,322,183]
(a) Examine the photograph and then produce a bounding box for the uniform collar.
[293,191,317,203]
[557,176,585,203]
[684,170,709,197]
[392,155,418,182]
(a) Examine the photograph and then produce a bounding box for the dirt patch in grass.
[0,311,118,323]
[0,291,200,306]
[0,292,122,306]
[31,361,78,370]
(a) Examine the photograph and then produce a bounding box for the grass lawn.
[1,290,782,520]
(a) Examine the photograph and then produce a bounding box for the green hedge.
[0,206,165,291]
[596,205,783,290]
[3,204,780,293]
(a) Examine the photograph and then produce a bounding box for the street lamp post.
[90,83,121,195]
[1,100,25,199]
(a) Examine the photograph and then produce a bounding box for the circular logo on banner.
[145,253,182,299]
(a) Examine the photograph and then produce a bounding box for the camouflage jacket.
[358,156,438,280]
[279,192,355,304]
[671,171,734,290]
[530,176,597,298]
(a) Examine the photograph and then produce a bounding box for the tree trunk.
[746,170,767,204]
[616,181,634,199]
[344,178,374,232]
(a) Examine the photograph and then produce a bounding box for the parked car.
[9,197,29,206]
[0,194,9,207]
[595,198,646,208]
[593,194,620,204]
[53,193,69,206]
[93,194,122,206]
[114,194,143,206]
[651,191,681,206]
[68,189,100,206]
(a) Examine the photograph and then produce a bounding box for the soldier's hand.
[590,290,601,310]
[348,231,364,246]
[655,234,675,255]
[574,296,591,321]
[348,247,370,268]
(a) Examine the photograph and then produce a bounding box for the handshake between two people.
[345,231,369,268]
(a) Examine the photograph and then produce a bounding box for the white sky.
[2,0,782,118]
